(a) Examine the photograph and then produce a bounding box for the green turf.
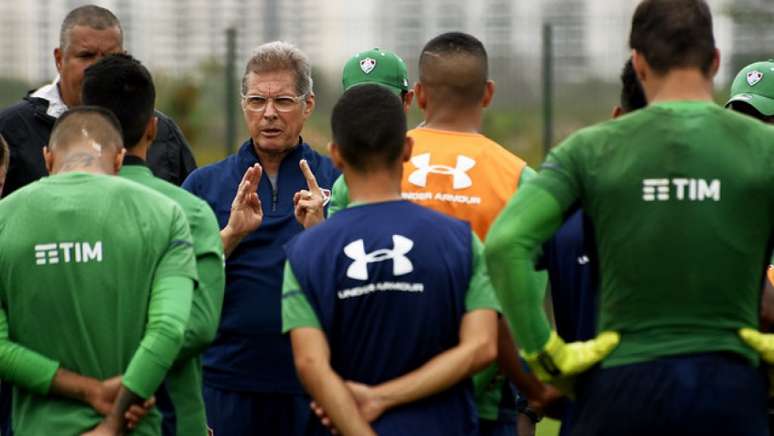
[536,418,561,436]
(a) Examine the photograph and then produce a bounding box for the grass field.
[536,418,561,436]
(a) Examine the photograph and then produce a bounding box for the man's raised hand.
[294,159,327,229]
[222,163,263,257]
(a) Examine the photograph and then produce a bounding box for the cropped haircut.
[620,58,647,113]
[82,53,156,149]
[629,0,715,75]
[60,5,123,51]
[331,84,407,172]
[241,41,313,97]
[50,106,124,152]
[419,32,489,105]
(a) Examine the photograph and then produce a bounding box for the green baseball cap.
[726,60,774,116]
[342,48,409,95]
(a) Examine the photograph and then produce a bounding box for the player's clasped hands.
[81,376,155,435]
[294,159,326,229]
[310,380,387,434]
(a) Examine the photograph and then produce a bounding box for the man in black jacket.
[0,4,196,198]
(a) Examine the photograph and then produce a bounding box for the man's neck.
[346,168,403,205]
[126,142,150,162]
[254,144,296,177]
[646,69,715,104]
[53,150,111,175]
[422,105,483,133]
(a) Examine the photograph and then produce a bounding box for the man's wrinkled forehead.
[244,70,299,96]
[63,24,123,53]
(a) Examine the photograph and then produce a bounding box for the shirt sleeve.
[123,205,197,398]
[281,261,322,332]
[485,182,569,353]
[176,203,225,362]
[518,165,537,187]
[464,233,502,312]
[0,306,59,395]
[327,175,350,217]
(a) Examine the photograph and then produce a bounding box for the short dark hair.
[50,106,123,152]
[331,84,407,172]
[82,53,155,149]
[419,32,488,105]
[60,5,123,51]
[0,134,8,171]
[620,58,647,113]
[629,0,715,75]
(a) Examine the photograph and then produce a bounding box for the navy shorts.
[203,384,311,436]
[571,353,768,436]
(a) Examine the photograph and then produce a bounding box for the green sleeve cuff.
[281,262,322,332]
[0,307,60,395]
[124,276,193,398]
[465,233,502,312]
[328,175,350,217]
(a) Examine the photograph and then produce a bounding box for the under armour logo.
[408,153,475,189]
[344,235,414,280]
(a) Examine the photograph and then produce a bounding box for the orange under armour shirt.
[401,127,526,239]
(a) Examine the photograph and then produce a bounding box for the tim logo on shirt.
[642,178,720,202]
[35,241,103,265]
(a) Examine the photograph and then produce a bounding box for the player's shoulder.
[184,154,235,187]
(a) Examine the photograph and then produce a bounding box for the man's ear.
[482,80,495,108]
[328,142,344,170]
[43,146,54,173]
[146,116,158,143]
[113,148,126,174]
[303,92,316,119]
[402,136,414,163]
[54,48,63,74]
[402,90,415,113]
[414,82,427,111]
[611,105,623,119]
[708,48,720,79]
[631,49,647,84]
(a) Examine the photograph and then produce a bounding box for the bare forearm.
[298,364,375,436]
[49,368,99,403]
[375,334,496,410]
[220,225,246,258]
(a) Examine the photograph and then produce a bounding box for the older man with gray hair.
[183,41,339,435]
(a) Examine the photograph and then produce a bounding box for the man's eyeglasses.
[241,94,306,112]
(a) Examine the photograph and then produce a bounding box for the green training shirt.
[487,101,774,368]
[0,172,198,435]
[121,161,225,436]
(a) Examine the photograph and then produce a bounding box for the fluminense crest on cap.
[747,70,764,87]
[360,57,376,74]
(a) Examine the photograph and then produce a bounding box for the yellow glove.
[521,331,619,393]
[739,328,774,363]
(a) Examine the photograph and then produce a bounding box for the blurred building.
[0,0,748,89]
